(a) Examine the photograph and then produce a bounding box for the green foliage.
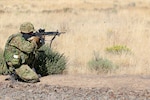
[88,52,118,73]
[105,45,131,54]
[34,45,67,76]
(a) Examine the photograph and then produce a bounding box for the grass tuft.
[88,51,118,74]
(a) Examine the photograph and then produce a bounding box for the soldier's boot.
[5,67,19,82]
[5,73,19,83]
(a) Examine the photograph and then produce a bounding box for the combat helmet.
[20,22,35,33]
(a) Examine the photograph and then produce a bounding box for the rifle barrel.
[44,32,65,35]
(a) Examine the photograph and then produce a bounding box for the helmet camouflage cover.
[20,22,35,33]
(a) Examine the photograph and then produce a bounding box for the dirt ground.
[0,75,150,100]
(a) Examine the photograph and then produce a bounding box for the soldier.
[4,22,42,83]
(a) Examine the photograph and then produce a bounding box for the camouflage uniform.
[4,22,40,83]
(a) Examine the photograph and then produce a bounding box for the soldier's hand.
[28,36,40,43]
[28,36,42,49]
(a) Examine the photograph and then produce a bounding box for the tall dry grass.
[1,0,150,75]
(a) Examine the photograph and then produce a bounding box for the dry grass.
[1,0,150,75]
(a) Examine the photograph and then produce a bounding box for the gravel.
[0,82,150,100]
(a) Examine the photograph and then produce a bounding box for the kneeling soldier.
[4,22,42,83]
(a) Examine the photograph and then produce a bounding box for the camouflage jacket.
[4,33,38,66]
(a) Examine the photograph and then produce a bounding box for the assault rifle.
[23,29,65,48]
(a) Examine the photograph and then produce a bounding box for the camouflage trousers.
[9,65,39,83]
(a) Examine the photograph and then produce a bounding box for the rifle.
[29,29,65,48]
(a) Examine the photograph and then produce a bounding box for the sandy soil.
[1,74,150,90]
[39,75,150,90]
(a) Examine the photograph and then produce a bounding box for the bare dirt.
[0,75,150,100]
